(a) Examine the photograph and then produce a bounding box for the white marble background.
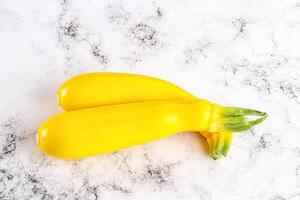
[1,0,300,199]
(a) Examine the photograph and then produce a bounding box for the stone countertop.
[1,0,300,199]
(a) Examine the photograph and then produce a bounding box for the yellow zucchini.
[57,73,233,159]
[57,73,196,111]
[37,99,267,159]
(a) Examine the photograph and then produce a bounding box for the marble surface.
[1,0,300,199]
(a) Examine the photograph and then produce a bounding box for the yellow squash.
[37,99,267,159]
[57,73,233,159]
[57,73,196,111]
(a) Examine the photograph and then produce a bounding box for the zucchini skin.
[37,100,212,159]
[57,73,196,111]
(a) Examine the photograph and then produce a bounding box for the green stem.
[205,132,233,160]
[219,107,268,132]
[204,106,267,159]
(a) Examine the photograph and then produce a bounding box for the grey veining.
[1,0,300,199]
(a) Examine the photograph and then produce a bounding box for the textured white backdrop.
[0,0,300,199]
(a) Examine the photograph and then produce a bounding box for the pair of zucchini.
[37,73,267,159]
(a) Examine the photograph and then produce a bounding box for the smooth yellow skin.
[55,72,233,159]
[38,100,214,159]
[39,73,268,159]
[57,73,196,111]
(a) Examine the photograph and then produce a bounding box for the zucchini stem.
[204,132,233,160]
[216,106,268,132]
